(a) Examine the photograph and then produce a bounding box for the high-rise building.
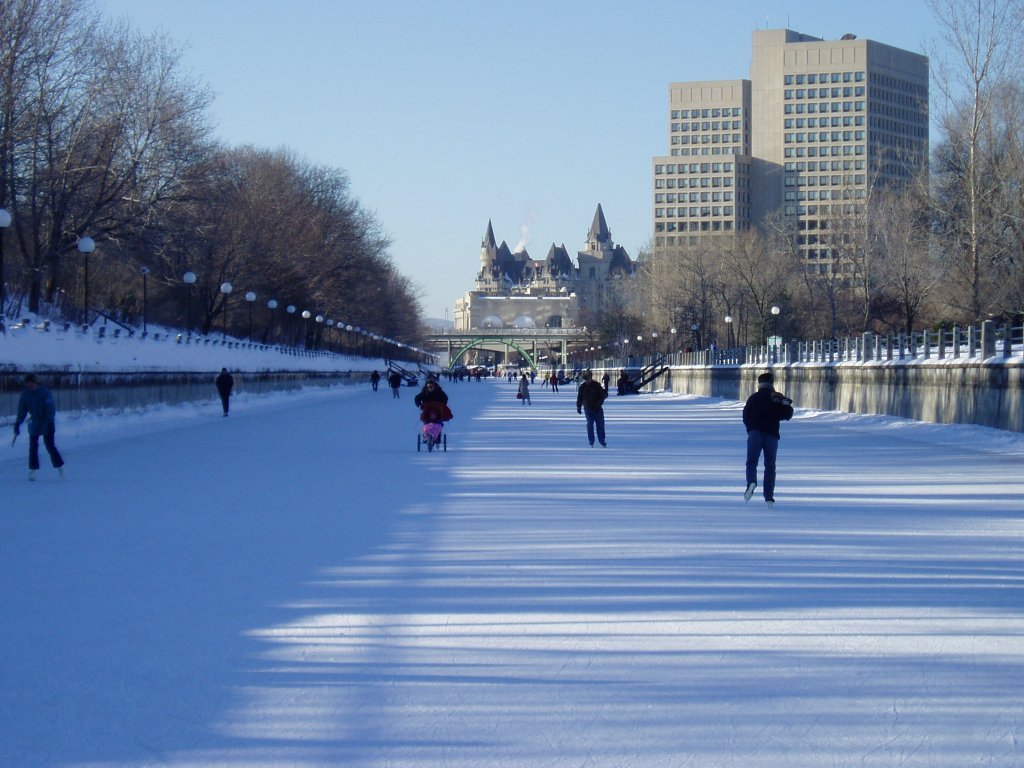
[652,29,928,266]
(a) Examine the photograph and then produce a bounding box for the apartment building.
[652,28,929,267]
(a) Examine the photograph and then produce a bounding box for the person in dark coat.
[215,368,234,416]
[13,373,65,480]
[388,370,403,398]
[414,377,449,408]
[742,372,794,505]
[370,370,381,391]
[576,370,608,447]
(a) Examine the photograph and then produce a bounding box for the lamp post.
[301,310,311,348]
[183,272,196,335]
[691,322,699,351]
[245,291,256,340]
[725,315,734,348]
[266,299,278,344]
[0,207,11,315]
[770,305,781,362]
[219,282,232,339]
[286,305,296,346]
[141,267,150,334]
[77,236,95,327]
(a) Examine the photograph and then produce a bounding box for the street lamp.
[266,299,278,344]
[77,236,95,327]
[219,281,232,339]
[141,267,150,334]
[245,291,256,340]
[690,322,699,351]
[725,314,734,348]
[183,272,197,335]
[301,310,311,348]
[0,207,11,315]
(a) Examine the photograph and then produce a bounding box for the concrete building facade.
[652,28,929,267]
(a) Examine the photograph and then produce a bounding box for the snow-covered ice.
[2,376,1023,767]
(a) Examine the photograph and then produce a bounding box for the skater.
[370,370,381,392]
[13,373,65,480]
[549,372,559,393]
[388,370,403,398]
[215,368,234,416]
[517,373,531,405]
[576,370,608,447]
[601,372,610,392]
[742,372,794,505]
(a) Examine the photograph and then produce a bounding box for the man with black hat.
[13,373,65,481]
[742,372,793,505]
[576,370,609,447]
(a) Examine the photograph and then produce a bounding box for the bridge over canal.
[426,328,589,370]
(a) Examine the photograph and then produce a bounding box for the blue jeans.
[584,407,606,445]
[746,430,778,500]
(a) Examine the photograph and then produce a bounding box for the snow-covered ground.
[2,375,1022,767]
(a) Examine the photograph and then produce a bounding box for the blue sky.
[96,0,942,320]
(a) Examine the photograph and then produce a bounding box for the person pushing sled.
[414,378,453,452]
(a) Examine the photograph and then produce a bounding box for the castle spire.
[588,204,611,244]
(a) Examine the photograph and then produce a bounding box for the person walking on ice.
[13,373,65,480]
[216,368,234,416]
[742,372,794,505]
[517,373,531,405]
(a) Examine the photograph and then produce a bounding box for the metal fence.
[587,320,1024,371]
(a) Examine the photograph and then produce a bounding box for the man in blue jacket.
[13,373,65,480]
[742,372,793,505]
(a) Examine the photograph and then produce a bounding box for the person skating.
[215,368,234,416]
[370,370,381,391]
[576,370,608,446]
[13,373,65,480]
[742,372,794,505]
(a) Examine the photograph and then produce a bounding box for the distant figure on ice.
[216,368,234,416]
[576,370,608,447]
[742,372,794,506]
[370,370,381,392]
[388,370,403,398]
[13,373,65,480]
[517,373,531,405]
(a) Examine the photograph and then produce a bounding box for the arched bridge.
[426,328,588,370]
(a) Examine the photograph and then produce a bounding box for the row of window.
[784,71,865,85]
[785,188,868,201]
[784,101,866,114]
[671,120,744,132]
[784,203,866,216]
[785,86,866,99]
[654,162,743,174]
[784,145,865,158]
[656,192,737,205]
[674,134,744,145]
[785,115,864,128]
[786,159,867,172]
[785,174,867,187]
[656,177,735,189]
[655,206,736,218]
[784,130,866,143]
[670,107,743,119]
[671,147,742,157]
[655,220,740,236]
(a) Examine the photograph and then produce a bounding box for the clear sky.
[94,0,942,321]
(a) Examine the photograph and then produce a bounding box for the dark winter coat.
[742,385,794,439]
[414,384,449,407]
[216,371,234,397]
[15,386,57,437]
[388,372,403,388]
[576,380,607,412]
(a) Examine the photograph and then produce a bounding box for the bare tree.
[928,0,1024,321]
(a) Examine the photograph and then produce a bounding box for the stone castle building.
[454,204,635,331]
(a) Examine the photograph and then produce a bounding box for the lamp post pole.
[725,315,734,348]
[286,305,296,346]
[77,236,95,327]
[301,310,311,348]
[220,282,233,339]
[0,208,11,317]
[183,272,196,335]
[140,267,150,334]
[245,291,256,340]
[266,299,278,344]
